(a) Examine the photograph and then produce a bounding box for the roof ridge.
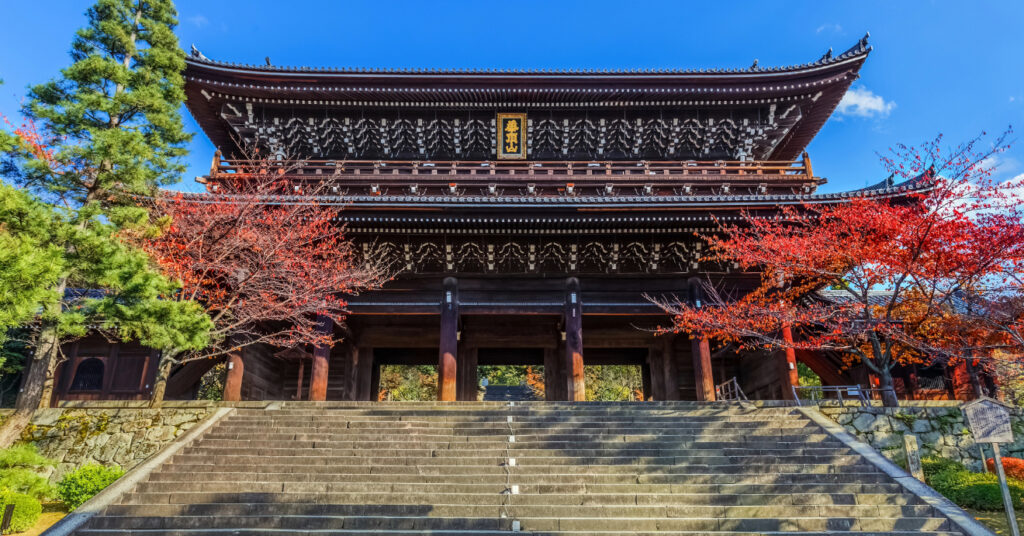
[186,35,871,76]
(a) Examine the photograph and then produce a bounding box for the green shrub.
[924,457,1024,510]
[0,489,42,532]
[56,464,124,509]
[0,445,53,500]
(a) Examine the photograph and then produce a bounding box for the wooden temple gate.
[159,36,917,403]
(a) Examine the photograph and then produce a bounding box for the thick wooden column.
[640,362,652,401]
[543,346,560,401]
[564,277,585,401]
[457,347,478,401]
[661,336,680,401]
[309,314,333,401]
[370,363,381,402]
[295,359,305,400]
[646,348,665,401]
[438,277,459,401]
[223,351,244,402]
[343,345,358,400]
[356,347,373,400]
[780,325,800,400]
[692,336,715,401]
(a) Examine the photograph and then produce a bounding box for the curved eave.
[176,176,925,212]
[184,41,869,161]
[184,38,869,79]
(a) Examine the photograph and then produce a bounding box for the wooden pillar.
[295,359,305,400]
[692,336,715,401]
[223,351,244,402]
[457,347,478,401]
[647,348,665,401]
[780,325,800,400]
[543,347,560,401]
[343,345,358,401]
[641,362,652,401]
[370,363,381,402]
[356,347,373,400]
[309,314,333,401]
[438,277,459,401]
[661,336,680,401]
[564,277,585,401]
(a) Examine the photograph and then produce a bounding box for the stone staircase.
[74,402,964,535]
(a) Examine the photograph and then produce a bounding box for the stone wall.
[7,402,217,481]
[818,403,1024,471]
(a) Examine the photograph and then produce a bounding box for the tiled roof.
[186,35,870,77]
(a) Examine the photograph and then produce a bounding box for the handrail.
[209,158,816,181]
[791,385,897,407]
[715,377,749,402]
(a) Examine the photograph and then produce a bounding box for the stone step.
[162,460,881,475]
[179,446,864,463]
[222,416,806,424]
[78,531,966,536]
[132,481,907,496]
[168,455,879,473]
[201,431,839,441]
[207,427,831,439]
[147,470,896,485]
[118,491,924,507]
[195,436,843,448]
[102,502,937,519]
[85,514,951,532]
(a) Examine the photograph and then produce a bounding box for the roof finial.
[860,32,870,49]
[821,47,833,61]
[265,56,272,67]
[190,44,207,60]
[749,59,759,71]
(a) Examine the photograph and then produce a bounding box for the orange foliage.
[524,366,545,399]
[987,457,1024,481]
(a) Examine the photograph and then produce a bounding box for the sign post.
[964,397,1020,536]
[903,434,925,481]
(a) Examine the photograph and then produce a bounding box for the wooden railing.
[208,154,817,183]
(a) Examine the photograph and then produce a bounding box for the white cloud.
[836,86,896,118]
[816,23,843,34]
[186,14,209,28]
[1000,173,1024,204]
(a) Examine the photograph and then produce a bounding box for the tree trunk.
[148,352,177,409]
[965,359,987,399]
[876,367,900,407]
[0,312,62,446]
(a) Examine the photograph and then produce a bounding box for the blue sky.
[2,1,1022,193]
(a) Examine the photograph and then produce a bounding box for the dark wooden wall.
[52,334,159,404]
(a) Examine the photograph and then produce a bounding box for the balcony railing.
[206,154,817,184]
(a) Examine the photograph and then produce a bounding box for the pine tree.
[0,0,210,445]
[0,184,63,341]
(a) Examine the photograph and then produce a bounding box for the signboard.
[497,113,527,160]
[964,397,1014,444]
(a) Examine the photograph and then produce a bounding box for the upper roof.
[185,35,869,77]
[184,36,871,161]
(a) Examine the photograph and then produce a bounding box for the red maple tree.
[655,131,1024,406]
[134,157,390,404]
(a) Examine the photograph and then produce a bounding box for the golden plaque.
[497,113,527,160]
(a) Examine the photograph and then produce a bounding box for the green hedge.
[0,444,53,500]
[0,489,41,533]
[924,457,1024,510]
[56,464,124,510]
